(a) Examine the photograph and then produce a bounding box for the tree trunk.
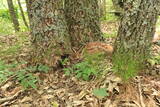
[112,0,124,16]
[17,0,29,28]
[98,0,107,17]
[7,0,20,32]
[113,0,160,79]
[25,0,31,27]
[64,0,104,49]
[29,0,71,66]
[112,0,124,11]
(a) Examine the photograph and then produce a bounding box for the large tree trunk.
[17,0,29,28]
[112,0,124,16]
[29,0,71,66]
[7,0,20,32]
[64,0,104,49]
[25,0,32,27]
[113,0,160,79]
[112,0,124,12]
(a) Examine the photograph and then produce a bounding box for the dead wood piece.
[0,90,24,104]
[137,77,145,107]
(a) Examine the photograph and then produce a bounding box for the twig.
[0,90,24,104]
[137,77,145,107]
[0,75,16,88]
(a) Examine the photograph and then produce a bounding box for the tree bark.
[25,0,31,27]
[98,0,107,17]
[112,0,124,11]
[17,0,29,28]
[7,0,20,32]
[113,0,160,76]
[112,0,124,16]
[64,0,104,49]
[29,0,71,66]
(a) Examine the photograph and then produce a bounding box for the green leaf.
[60,58,69,65]
[92,88,108,99]
[63,67,73,73]
[148,59,156,66]
[28,79,37,89]
[82,74,89,81]
[65,71,71,76]
[38,64,49,73]
[76,73,82,78]
[74,70,81,73]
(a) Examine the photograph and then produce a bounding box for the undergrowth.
[0,61,15,83]
[112,52,144,80]
[100,13,118,22]
[0,61,49,89]
[0,7,28,35]
[148,54,160,66]
[0,32,29,61]
[0,7,18,20]
[103,32,117,38]
[0,17,14,35]
[63,52,108,81]
[100,0,118,22]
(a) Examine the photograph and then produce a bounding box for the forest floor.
[0,21,160,107]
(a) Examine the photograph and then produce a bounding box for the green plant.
[0,7,28,34]
[64,53,106,81]
[92,88,108,99]
[0,9,10,19]
[37,64,50,73]
[148,54,160,66]
[102,32,117,38]
[0,61,14,83]
[74,61,97,81]
[113,52,142,80]
[64,61,96,81]
[0,32,29,59]
[0,17,14,34]
[0,61,42,89]
[60,58,69,66]
[100,13,118,22]
[0,7,18,19]
[16,69,38,89]
[0,70,13,83]
[15,63,50,89]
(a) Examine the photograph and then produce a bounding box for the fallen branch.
[0,75,16,88]
[137,77,145,107]
[0,90,24,104]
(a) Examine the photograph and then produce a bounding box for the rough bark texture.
[17,0,29,28]
[7,0,20,32]
[65,0,104,49]
[112,0,124,12]
[25,0,32,27]
[113,0,160,73]
[30,0,71,66]
[98,0,107,17]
